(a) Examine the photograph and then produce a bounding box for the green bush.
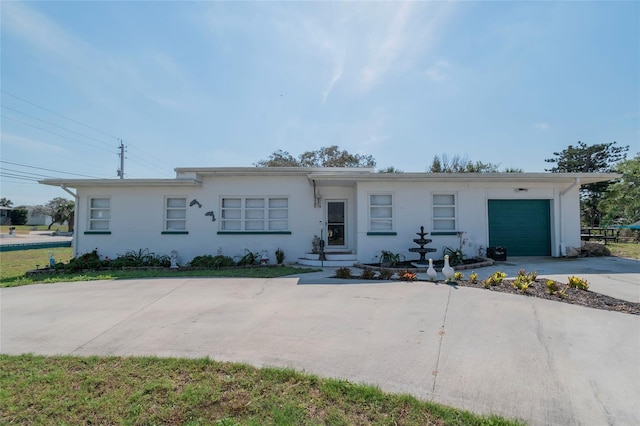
[378,268,394,280]
[236,249,260,266]
[10,209,28,226]
[360,269,376,280]
[335,267,352,279]
[190,255,235,269]
[568,276,589,290]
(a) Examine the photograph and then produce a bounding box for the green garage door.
[488,200,551,256]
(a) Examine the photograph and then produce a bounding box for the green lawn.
[0,354,523,426]
[607,242,640,260]
[0,247,318,288]
[0,224,68,234]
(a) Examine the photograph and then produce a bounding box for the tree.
[9,208,28,225]
[253,150,300,167]
[545,141,629,226]
[255,146,376,168]
[0,198,13,207]
[600,154,640,226]
[46,197,75,232]
[378,166,403,173]
[428,154,502,173]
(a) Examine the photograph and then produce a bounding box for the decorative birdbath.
[408,226,437,265]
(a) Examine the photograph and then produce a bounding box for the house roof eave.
[39,178,202,188]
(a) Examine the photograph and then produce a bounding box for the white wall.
[74,175,583,263]
[75,175,323,265]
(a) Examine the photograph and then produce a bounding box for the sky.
[1,1,639,206]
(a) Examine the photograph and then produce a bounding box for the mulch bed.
[450,278,640,316]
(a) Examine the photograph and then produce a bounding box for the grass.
[0,224,68,234]
[0,247,318,288]
[607,242,640,260]
[0,354,523,426]
[0,247,74,282]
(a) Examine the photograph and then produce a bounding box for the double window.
[89,198,110,231]
[221,197,288,231]
[369,193,393,231]
[165,197,187,231]
[432,193,457,231]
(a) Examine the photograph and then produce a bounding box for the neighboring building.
[40,167,618,266]
[25,206,53,226]
[0,207,11,225]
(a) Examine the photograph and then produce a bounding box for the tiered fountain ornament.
[409,226,437,266]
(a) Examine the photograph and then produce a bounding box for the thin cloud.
[322,60,344,103]
[0,133,66,153]
[3,2,200,111]
[534,122,550,130]
[424,60,450,81]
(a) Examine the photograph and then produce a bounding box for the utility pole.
[117,140,126,179]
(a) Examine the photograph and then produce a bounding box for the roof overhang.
[39,178,202,188]
[38,168,621,189]
[306,171,621,186]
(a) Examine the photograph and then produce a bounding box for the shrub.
[64,249,104,271]
[546,280,560,295]
[398,270,417,281]
[190,255,235,269]
[568,276,589,290]
[378,268,394,280]
[236,249,260,266]
[512,270,537,292]
[379,250,404,267]
[335,267,352,279]
[442,246,465,266]
[275,248,285,264]
[469,271,478,283]
[360,269,376,280]
[109,249,170,268]
[453,271,464,281]
[10,209,28,225]
[483,271,506,287]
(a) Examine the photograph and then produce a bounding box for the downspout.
[558,178,580,256]
[60,184,79,258]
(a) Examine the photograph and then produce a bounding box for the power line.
[0,167,57,179]
[0,172,41,182]
[0,160,107,179]
[1,105,115,148]
[1,115,116,154]
[1,90,120,140]
[1,91,175,178]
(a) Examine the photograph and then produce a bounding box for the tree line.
[254,142,636,227]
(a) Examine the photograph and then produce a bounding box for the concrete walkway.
[1,257,638,425]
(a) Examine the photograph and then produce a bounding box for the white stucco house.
[40,167,618,266]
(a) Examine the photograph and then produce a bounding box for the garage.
[488,200,551,256]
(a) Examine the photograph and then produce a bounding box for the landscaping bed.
[356,257,493,272]
[453,276,640,315]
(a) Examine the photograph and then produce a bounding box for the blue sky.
[1,1,638,206]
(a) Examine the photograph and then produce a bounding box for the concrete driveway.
[1,256,639,425]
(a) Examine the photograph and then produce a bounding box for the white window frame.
[164,196,187,231]
[368,193,394,232]
[88,197,110,231]
[220,196,289,231]
[432,192,457,231]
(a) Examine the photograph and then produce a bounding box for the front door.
[327,200,346,248]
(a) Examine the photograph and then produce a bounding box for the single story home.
[0,206,11,225]
[40,167,619,266]
[25,206,53,227]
